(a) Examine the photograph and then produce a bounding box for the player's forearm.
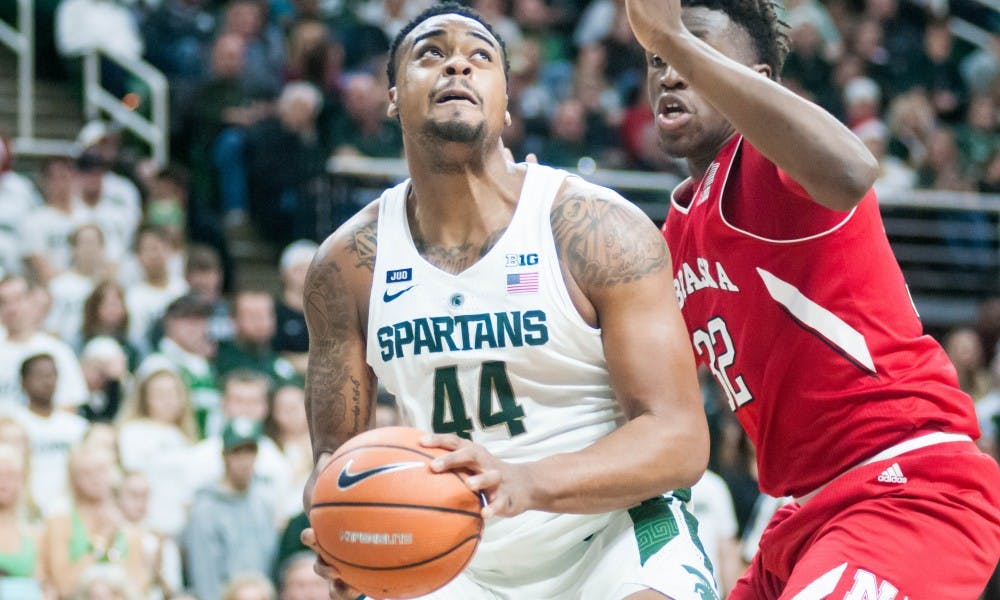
[525,412,708,514]
[656,31,877,210]
[305,362,375,461]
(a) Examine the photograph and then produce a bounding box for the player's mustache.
[429,79,484,105]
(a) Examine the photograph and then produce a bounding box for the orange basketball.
[309,427,484,599]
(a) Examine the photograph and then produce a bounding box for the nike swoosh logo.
[383,285,416,302]
[337,459,425,489]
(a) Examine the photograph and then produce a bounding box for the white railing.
[0,0,76,156]
[327,156,1000,326]
[84,50,169,167]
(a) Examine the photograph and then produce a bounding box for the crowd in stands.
[0,0,997,597]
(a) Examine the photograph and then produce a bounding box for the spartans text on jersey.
[376,310,549,361]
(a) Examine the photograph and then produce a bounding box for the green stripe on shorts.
[627,496,679,565]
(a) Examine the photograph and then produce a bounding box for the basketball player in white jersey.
[301,3,716,598]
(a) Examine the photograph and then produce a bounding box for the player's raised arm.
[302,205,380,505]
[627,0,878,210]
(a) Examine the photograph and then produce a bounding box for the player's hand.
[421,433,536,519]
[300,528,358,599]
[625,0,684,52]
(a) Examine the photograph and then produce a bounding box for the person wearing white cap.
[75,121,142,251]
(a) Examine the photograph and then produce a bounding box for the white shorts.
[400,494,720,600]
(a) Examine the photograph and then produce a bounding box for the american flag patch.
[506,272,539,294]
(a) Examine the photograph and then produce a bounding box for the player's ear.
[753,63,772,80]
[387,87,399,118]
[504,110,511,127]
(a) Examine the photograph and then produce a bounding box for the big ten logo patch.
[505,253,538,268]
[843,569,905,600]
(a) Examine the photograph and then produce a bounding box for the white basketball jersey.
[366,164,624,577]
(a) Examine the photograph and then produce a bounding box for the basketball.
[309,426,484,599]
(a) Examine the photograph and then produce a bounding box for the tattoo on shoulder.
[346,217,378,272]
[551,191,668,288]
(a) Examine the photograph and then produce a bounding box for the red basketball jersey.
[662,135,979,498]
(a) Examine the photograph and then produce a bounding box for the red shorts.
[729,441,1000,600]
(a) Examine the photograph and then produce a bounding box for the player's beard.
[419,119,488,173]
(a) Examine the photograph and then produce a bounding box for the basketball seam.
[327,444,475,494]
[321,534,482,571]
[310,501,484,520]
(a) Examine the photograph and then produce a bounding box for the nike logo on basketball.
[383,285,416,302]
[337,459,425,489]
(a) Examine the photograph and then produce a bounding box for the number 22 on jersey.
[433,361,527,439]
[693,317,754,411]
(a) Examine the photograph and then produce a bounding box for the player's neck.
[406,153,523,246]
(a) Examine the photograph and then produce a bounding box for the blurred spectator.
[245,82,330,243]
[285,21,344,96]
[264,383,310,518]
[216,290,294,383]
[143,167,189,254]
[138,294,220,439]
[46,225,111,343]
[960,36,1000,97]
[916,18,967,123]
[918,126,975,191]
[79,281,140,369]
[187,371,292,517]
[222,572,277,600]
[782,14,838,113]
[572,44,623,164]
[854,119,916,197]
[541,99,590,168]
[354,0,434,40]
[184,244,234,343]
[75,122,143,242]
[843,76,882,130]
[956,95,999,185]
[21,158,78,283]
[0,138,41,278]
[40,444,149,598]
[78,336,130,423]
[218,0,286,96]
[71,563,141,600]
[574,0,617,48]
[6,354,88,516]
[976,354,1000,460]
[330,72,402,158]
[188,33,270,226]
[118,369,197,538]
[473,0,523,49]
[116,471,184,600]
[182,417,277,600]
[886,89,936,168]
[274,240,317,376]
[0,443,44,597]
[71,152,136,270]
[124,227,189,356]
[0,276,88,409]
[276,552,327,600]
[141,0,215,80]
[943,326,991,401]
[690,469,742,597]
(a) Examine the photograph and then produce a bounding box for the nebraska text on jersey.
[673,257,739,309]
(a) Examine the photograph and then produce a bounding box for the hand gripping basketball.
[306,427,486,599]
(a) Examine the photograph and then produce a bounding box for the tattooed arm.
[427,181,708,517]
[302,203,379,500]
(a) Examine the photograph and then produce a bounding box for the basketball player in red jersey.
[627,0,1000,597]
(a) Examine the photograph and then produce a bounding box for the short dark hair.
[681,0,789,78]
[21,353,55,379]
[387,1,510,87]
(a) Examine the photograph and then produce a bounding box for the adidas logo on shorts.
[876,462,907,484]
